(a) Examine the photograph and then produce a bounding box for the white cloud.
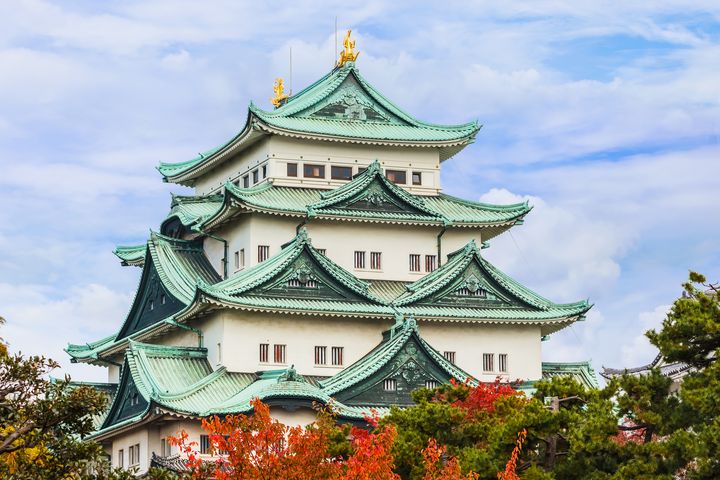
[0,283,131,382]
[620,304,671,367]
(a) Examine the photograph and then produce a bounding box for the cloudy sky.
[1,1,718,382]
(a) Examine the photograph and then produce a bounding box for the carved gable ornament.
[310,86,392,123]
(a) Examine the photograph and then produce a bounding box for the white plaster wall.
[194,135,442,196]
[219,311,392,376]
[307,221,441,282]
[441,228,483,263]
[195,138,270,195]
[111,428,149,473]
[270,407,319,428]
[418,321,542,382]
[107,364,120,384]
[266,136,441,195]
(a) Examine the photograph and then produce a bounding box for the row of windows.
[238,164,269,188]
[483,353,509,373]
[287,163,424,186]
[382,378,440,391]
[148,293,167,312]
[259,344,345,366]
[234,247,437,275]
[117,443,140,468]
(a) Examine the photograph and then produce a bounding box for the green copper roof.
[202,161,530,231]
[321,316,474,397]
[391,240,591,334]
[114,244,146,267]
[541,361,599,389]
[144,232,220,304]
[66,333,118,363]
[163,194,223,229]
[179,227,393,321]
[159,63,480,185]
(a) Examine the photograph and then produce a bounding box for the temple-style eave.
[113,244,147,267]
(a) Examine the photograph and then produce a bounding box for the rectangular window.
[161,294,166,305]
[370,252,382,270]
[217,342,222,364]
[383,378,397,391]
[354,251,366,269]
[331,346,344,366]
[160,438,169,457]
[409,254,421,272]
[412,171,422,185]
[303,164,325,178]
[200,435,210,454]
[425,255,437,272]
[262,165,267,178]
[315,346,327,365]
[259,343,269,363]
[234,251,240,269]
[499,354,508,373]
[331,165,353,180]
[258,245,270,262]
[317,248,326,256]
[444,351,456,363]
[252,169,259,184]
[239,249,245,268]
[287,163,298,177]
[274,344,286,364]
[129,443,140,466]
[385,169,407,184]
[242,175,249,188]
[483,353,495,372]
[425,379,439,389]
[118,449,124,468]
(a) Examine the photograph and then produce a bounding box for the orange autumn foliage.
[170,399,399,480]
[497,428,527,480]
[421,438,479,480]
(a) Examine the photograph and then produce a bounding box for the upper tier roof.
[202,160,530,232]
[158,62,481,186]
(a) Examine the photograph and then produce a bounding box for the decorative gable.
[115,260,185,341]
[249,253,371,303]
[306,76,397,123]
[101,362,149,429]
[423,263,518,308]
[308,161,444,221]
[335,335,453,407]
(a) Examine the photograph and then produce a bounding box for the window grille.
[409,254,421,272]
[457,287,486,297]
[443,351,456,363]
[129,443,140,466]
[262,165,267,178]
[274,344,286,364]
[149,300,154,311]
[483,353,495,372]
[385,169,407,184]
[200,435,210,454]
[425,379,439,389]
[242,175,249,188]
[217,342,222,364]
[499,354,508,373]
[412,171,422,185]
[354,251,366,269]
[288,278,318,288]
[331,346,344,366]
[315,346,327,365]
[331,165,353,180]
[234,251,240,269]
[259,344,269,363]
[383,378,397,391]
[239,249,245,268]
[118,449,124,468]
[425,255,437,272]
[252,169,259,184]
[370,252,382,270]
[303,164,325,178]
[258,245,270,262]
[287,163,298,177]
[316,248,326,255]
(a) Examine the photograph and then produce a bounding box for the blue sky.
[1,1,719,382]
